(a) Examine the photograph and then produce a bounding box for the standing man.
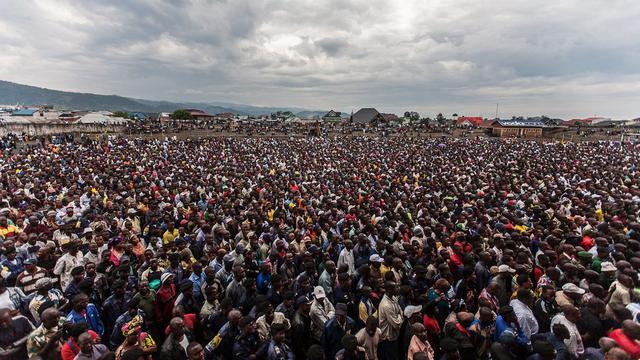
[378,281,404,360]
[267,322,294,360]
[74,331,109,360]
[550,305,584,359]
[53,239,83,291]
[27,307,63,360]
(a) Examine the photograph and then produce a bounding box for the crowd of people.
[0,135,639,360]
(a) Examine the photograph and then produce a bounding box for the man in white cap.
[494,265,516,306]
[556,283,585,307]
[309,286,335,341]
[28,277,65,324]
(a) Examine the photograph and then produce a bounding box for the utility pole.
[495,103,499,119]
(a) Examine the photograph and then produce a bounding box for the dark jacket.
[291,310,313,359]
[160,331,193,360]
[321,316,356,360]
[533,297,558,333]
[232,332,266,359]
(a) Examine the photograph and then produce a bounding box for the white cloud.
[0,0,639,118]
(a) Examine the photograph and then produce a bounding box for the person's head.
[170,317,185,339]
[435,278,451,293]
[540,285,555,301]
[71,266,85,283]
[552,323,570,340]
[121,347,145,360]
[587,297,606,316]
[340,334,358,354]
[605,347,631,360]
[233,264,245,281]
[239,316,255,335]
[385,281,400,296]
[0,308,11,329]
[412,322,428,342]
[562,305,581,323]
[622,319,640,340]
[619,274,634,289]
[365,316,378,336]
[228,309,242,326]
[516,288,534,307]
[42,307,60,330]
[73,293,89,311]
[440,337,460,360]
[306,344,325,360]
[78,332,94,354]
[499,305,517,323]
[413,353,430,360]
[271,322,287,344]
[335,303,347,324]
[532,340,556,360]
[187,342,205,360]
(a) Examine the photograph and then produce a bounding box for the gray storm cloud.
[0,0,638,118]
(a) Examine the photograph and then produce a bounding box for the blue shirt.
[67,303,104,336]
[189,272,207,300]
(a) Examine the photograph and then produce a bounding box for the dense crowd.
[0,136,639,360]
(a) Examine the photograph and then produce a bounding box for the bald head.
[228,309,242,323]
[411,322,425,333]
[622,319,640,340]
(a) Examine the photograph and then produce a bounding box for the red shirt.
[165,313,197,335]
[60,331,98,360]
[609,329,640,359]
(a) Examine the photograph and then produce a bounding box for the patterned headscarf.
[121,315,143,336]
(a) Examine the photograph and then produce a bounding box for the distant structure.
[455,116,483,127]
[183,109,215,122]
[12,109,38,116]
[350,108,385,125]
[322,110,342,122]
[490,119,545,138]
[381,113,399,122]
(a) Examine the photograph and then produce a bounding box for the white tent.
[77,113,129,125]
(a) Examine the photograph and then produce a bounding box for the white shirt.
[337,248,356,275]
[551,313,584,357]
[510,298,539,338]
[53,252,84,290]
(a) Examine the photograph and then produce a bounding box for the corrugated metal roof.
[12,109,38,116]
[496,120,545,127]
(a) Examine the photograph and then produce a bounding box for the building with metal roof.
[350,108,385,124]
[12,109,38,116]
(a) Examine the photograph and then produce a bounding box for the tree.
[172,109,191,120]
[404,111,420,122]
[436,113,446,124]
[112,111,129,119]
[452,113,458,117]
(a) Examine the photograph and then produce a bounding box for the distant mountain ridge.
[0,80,326,116]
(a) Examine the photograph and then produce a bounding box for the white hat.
[161,272,174,284]
[562,283,586,295]
[369,254,384,263]
[403,305,422,318]
[497,264,516,274]
[313,286,326,299]
[601,262,617,272]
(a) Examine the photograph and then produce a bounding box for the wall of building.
[0,122,125,136]
[492,127,543,138]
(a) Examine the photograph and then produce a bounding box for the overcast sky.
[1,0,639,119]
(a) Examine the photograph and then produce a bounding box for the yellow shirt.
[162,229,180,245]
[0,225,21,238]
